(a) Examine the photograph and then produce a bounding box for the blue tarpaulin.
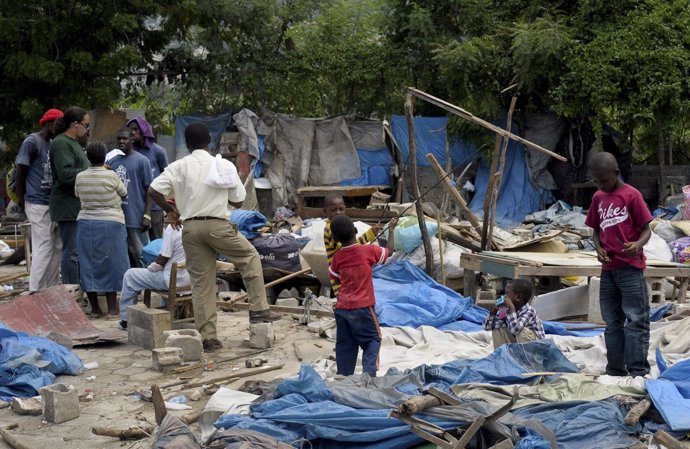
[215,343,577,449]
[512,400,641,449]
[339,148,394,187]
[229,209,267,239]
[647,357,690,431]
[373,262,486,328]
[173,113,232,157]
[0,325,83,401]
[390,115,552,226]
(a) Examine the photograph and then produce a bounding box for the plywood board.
[532,285,589,321]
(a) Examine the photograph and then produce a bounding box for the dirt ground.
[0,264,331,449]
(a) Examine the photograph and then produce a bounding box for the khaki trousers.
[182,219,269,339]
[492,327,537,350]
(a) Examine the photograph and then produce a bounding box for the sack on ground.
[251,234,301,271]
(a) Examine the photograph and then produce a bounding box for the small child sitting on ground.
[483,279,545,350]
[329,214,397,377]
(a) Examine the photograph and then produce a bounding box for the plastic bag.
[654,220,685,244]
[669,237,690,264]
[204,154,241,188]
[643,231,673,262]
[390,216,438,253]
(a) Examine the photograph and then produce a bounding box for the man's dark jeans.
[600,267,650,377]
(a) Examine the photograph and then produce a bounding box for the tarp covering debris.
[0,324,83,400]
[647,357,690,431]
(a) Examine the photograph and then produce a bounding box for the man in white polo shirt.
[147,122,280,352]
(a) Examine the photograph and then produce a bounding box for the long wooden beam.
[407,87,567,162]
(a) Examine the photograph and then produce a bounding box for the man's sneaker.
[118,320,128,330]
[202,338,223,352]
[249,309,283,323]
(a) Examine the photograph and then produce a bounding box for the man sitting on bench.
[118,222,189,330]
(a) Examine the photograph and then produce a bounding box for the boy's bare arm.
[623,222,652,257]
[592,230,610,264]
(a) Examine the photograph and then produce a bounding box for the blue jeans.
[126,227,150,268]
[57,220,79,285]
[119,268,168,321]
[600,267,650,376]
[335,306,381,376]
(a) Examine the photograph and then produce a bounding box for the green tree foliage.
[0,0,196,149]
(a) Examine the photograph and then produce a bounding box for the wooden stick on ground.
[151,384,167,425]
[91,426,154,440]
[226,268,312,305]
[398,395,443,415]
[624,397,652,426]
[182,364,284,390]
[293,341,304,362]
[653,430,685,449]
[405,93,434,275]
[0,425,39,449]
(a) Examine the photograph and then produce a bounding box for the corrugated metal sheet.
[0,285,125,344]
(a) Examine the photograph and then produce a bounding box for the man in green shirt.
[49,106,90,285]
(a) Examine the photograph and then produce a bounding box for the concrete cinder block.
[275,297,300,308]
[152,347,184,371]
[249,323,274,349]
[39,384,79,423]
[162,329,203,362]
[127,305,171,350]
[11,396,42,416]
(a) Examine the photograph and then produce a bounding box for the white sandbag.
[644,231,673,262]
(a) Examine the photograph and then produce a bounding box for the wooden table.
[461,251,690,303]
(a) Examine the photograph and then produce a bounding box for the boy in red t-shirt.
[328,214,397,376]
[585,152,652,377]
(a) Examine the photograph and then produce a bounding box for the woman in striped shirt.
[75,142,129,319]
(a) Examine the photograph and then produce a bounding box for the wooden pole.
[182,364,284,390]
[226,268,312,305]
[405,93,434,275]
[0,426,39,449]
[407,87,566,162]
[437,210,445,286]
[151,384,167,425]
[481,136,502,250]
[486,96,518,251]
[426,153,482,233]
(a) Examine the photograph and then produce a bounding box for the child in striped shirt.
[322,194,378,295]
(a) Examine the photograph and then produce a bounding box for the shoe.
[118,320,128,330]
[249,309,283,323]
[202,338,223,352]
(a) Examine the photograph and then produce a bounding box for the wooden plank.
[298,206,397,220]
[532,285,589,321]
[296,186,388,196]
[479,260,516,279]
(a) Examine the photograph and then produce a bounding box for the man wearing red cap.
[14,108,64,292]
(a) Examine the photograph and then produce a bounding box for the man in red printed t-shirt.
[328,215,397,377]
[585,152,653,377]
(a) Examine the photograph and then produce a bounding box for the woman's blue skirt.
[77,219,129,292]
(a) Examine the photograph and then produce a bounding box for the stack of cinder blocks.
[127,305,172,350]
[152,329,203,371]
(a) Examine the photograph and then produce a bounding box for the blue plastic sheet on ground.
[229,209,267,239]
[0,325,83,400]
[215,346,582,449]
[647,357,690,431]
[373,262,484,328]
[339,148,393,187]
[512,400,641,449]
[142,238,163,265]
[174,113,232,156]
[650,302,673,322]
[401,340,578,387]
